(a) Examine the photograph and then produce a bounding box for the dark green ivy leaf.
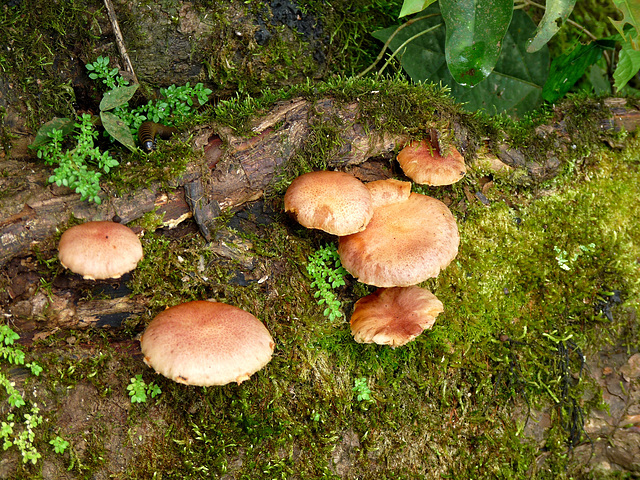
[542,40,614,103]
[29,117,75,149]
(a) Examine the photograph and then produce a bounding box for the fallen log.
[1,92,639,337]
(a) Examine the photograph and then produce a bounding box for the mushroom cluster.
[52,131,462,387]
[284,151,463,348]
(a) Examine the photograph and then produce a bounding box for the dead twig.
[103,0,139,84]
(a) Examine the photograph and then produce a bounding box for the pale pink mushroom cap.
[58,221,143,280]
[350,286,444,347]
[397,139,466,186]
[140,301,275,386]
[284,171,373,236]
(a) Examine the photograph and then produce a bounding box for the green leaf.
[372,7,549,116]
[542,42,604,103]
[610,0,640,48]
[399,0,437,17]
[100,111,136,151]
[526,0,577,53]
[614,33,640,90]
[99,84,139,111]
[29,117,75,149]
[440,0,514,86]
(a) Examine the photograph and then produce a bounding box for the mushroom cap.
[397,139,466,186]
[58,221,143,280]
[365,178,412,208]
[350,286,444,347]
[338,190,459,287]
[140,301,275,386]
[284,171,374,236]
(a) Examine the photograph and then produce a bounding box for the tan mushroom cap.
[397,139,466,186]
[284,170,374,236]
[350,286,444,347]
[338,187,459,287]
[140,301,275,386]
[58,221,143,280]
[365,178,411,208]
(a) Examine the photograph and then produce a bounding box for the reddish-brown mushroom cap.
[140,301,275,386]
[338,188,459,287]
[284,171,374,236]
[397,139,466,186]
[350,286,444,347]
[58,221,143,280]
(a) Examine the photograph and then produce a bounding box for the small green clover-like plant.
[49,435,70,454]
[0,326,45,464]
[353,377,373,403]
[127,374,162,404]
[85,56,129,90]
[34,113,119,204]
[31,57,212,203]
[306,243,349,322]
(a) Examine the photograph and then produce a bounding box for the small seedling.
[0,326,45,464]
[49,435,70,454]
[306,244,349,321]
[127,374,162,404]
[353,377,372,402]
[31,56,212,203]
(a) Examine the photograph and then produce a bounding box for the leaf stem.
[357,14,440,79]
[376,23,443,78]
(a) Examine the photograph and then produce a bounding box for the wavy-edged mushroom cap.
[397,139,466,186]
[284,171,374,236]
[338,191,459,287]
[58,221,143,280]
[351,286,444,347]
[140,301,274,386]
[365,178,412,208]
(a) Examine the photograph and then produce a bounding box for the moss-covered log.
[1,90,638,269]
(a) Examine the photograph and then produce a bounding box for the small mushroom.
[350,286,443,347]
[338,180,459,287]
[140,301,275,386]
[397,139,467,186]
[284,170,373,236]
[58,221,143,280]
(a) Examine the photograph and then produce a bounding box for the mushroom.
[397,139,466,186]
[284,170,374,236]
[140,301,275,386]
[338,179,459,287]
[350,286,444,347]
[58,221,143,280]
[365,178,411,208]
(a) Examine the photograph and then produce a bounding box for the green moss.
[103,140,195,194]
[0,0,104,129]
